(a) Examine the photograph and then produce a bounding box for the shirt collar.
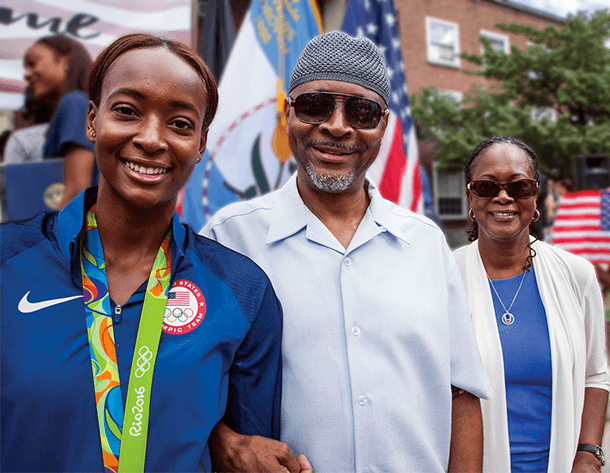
[265,173,309,244]
[366,181,411,245]
[265,173,411,247]
[57,187,187,289]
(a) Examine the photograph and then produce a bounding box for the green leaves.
[412,10,610,178]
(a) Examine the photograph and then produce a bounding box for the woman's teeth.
[124,161,168,175]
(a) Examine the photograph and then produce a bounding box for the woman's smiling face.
[23,42,68,102]
[87,46,208,210]
[468,142,539,245]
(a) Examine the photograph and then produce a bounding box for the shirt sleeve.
[3,133,22,164]
[446,257,494,400]
[224,280,283,440]
[44,91,94,157]
[583,268,610,390]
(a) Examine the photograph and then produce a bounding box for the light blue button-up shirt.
[202,173,492,473]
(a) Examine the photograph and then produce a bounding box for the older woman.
[454,136,609,472]
[0,34,294,472]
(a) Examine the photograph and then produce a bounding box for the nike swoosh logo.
[18,291,83,313]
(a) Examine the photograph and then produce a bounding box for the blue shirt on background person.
[43,90,94,158]
[43,90,99,188]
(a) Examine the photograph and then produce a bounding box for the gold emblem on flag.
[43,183,64,210]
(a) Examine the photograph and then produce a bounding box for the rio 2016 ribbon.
[80,205,172,473]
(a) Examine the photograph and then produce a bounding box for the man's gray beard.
[305,164,357,193]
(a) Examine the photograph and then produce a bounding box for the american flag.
[552,190,610,265]
[167,290,190,307]
[342,0,422,212]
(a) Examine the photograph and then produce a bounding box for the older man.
[202,31,492,473]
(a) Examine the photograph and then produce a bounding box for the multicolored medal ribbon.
[80,205,172,473]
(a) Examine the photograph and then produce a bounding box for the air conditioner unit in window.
[432,162,468,220]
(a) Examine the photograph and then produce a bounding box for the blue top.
[44,90,95,158]
[0,188,283,472]
[489,268,552,472]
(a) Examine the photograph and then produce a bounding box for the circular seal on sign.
[162,280,206,335]
[43,183,64,210]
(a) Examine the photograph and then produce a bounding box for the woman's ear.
[86,100,98,144]
[58,53,70,73]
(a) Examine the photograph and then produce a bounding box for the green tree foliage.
[411,10,610,176]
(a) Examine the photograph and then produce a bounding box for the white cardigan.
[454,238,610,472]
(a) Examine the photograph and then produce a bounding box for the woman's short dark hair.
[88,34,218,131]
[465,136,541,242]
[36,34,93,97]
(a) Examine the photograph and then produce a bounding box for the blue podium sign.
[1,160,64,222]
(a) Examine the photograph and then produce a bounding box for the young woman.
[23,34,95,209]
[454,136,609,472]
[1,34,287,473]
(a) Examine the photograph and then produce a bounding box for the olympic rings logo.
[164,306,194,323]
[134,346,154,378]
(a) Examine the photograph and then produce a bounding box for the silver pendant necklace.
[487,271,527,326]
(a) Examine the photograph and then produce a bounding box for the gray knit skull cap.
[289,31,390,105]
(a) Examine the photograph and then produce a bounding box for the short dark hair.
[36,34,93,97]
[465,136,540,242]
[88,34,218,131]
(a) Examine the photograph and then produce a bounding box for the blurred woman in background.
[23,34,94,209]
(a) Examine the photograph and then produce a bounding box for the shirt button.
[344,257,352,266]
[358,395,368,406]
[352,326,361,336]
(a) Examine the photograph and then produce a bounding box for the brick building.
[395,0,565,97]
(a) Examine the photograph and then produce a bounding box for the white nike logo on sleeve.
[18,291,84,313]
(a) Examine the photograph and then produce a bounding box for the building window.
[480,30,510,54]
[426,17,461,68]
[432,162,468,220]
[438,90,463,104]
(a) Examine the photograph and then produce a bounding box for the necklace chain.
[487,271,527,326]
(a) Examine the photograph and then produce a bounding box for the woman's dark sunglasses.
[288,92,388,129]
[468,179,539,199]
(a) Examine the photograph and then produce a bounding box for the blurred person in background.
[556,177,575,199]
[23,34,94,209]
[4,86,55,164]
[543,176,557,240]
[530,173,549,241]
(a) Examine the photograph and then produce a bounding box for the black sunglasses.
[468,179,539,199]
[288,92,388,129]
